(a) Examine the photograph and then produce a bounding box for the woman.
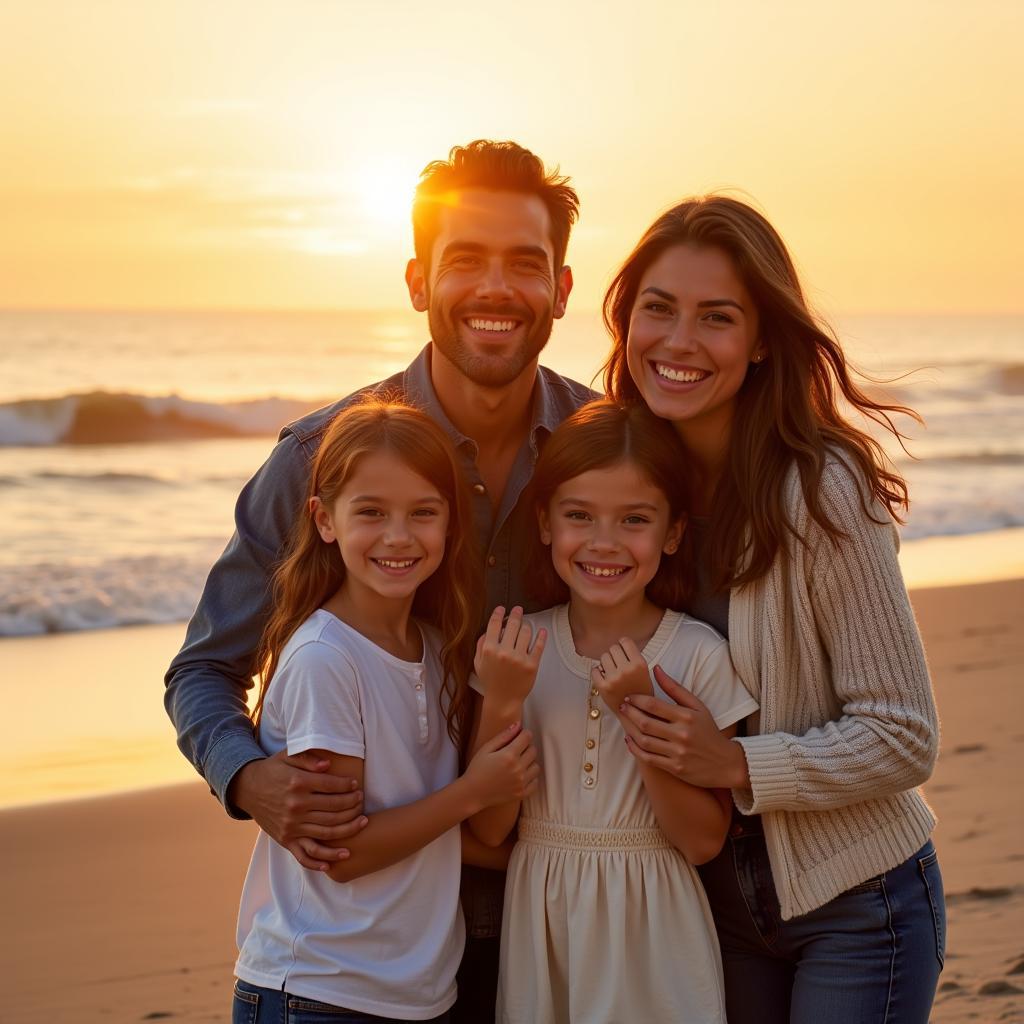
[602,196,944,1023]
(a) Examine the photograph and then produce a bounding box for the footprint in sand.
[978,979,1022,996]
[946,886,1015,905]
[952,742,988,754]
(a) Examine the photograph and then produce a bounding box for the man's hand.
[228,750,368,871]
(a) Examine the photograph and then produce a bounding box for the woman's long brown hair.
[603,196,919,590]
[252,397,483,746]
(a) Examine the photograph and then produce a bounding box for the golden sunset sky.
[2,1,1021,313]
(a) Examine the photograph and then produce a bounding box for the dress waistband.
[518,818,671,853]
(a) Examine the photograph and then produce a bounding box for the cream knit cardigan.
[728,457,938,920]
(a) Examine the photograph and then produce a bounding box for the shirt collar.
[402,342,565,457]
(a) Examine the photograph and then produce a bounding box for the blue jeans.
[231,980,451,1024]
[698,815,945,1023]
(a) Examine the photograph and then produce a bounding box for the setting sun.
[356,162,416,227]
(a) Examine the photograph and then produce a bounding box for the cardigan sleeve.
[733,460,939,815]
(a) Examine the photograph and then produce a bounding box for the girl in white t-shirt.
[232,399,538,1024]
[468,399,758,1024]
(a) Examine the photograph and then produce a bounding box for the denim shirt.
[164,342,594,811]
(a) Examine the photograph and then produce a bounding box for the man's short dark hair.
[412,140,580,272]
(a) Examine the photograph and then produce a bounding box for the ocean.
[2,308,1023,639]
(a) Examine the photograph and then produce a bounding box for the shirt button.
[584,776,595,787]
[585,739,596,749]
[472,483,486,495]
[583,762,594,773]
[487,555,497,567]
[589,708,600,720]
[415,683,423,691]
[591,686,599,697]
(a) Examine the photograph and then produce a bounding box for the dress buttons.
[415,683,423,691]
[588,708,600,720]
[585,739,595,749]
[487,555,497,567]
[583,762,594,773]
[584,776,595,787]
[472,483,486,495]
[591,686,599,697]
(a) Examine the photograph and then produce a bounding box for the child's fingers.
[289,837,350,870]
[598,651,617,679]
[501,605,524,646]
[606,642,628,671]
[529,627,548,659]
[477,721,522,753]
[503,728,535,757]
[512,619,533,654]
[619,636,642,661]
[484,606,506,645]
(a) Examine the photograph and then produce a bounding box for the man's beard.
[427,304,555,389]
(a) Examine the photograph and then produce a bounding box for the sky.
[2,0,1022,314]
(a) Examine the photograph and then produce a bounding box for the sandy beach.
[2,576,1022,1023]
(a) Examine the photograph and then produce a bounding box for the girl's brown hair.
[602,195,918,590]
[528,398,692,609]
[253,397,482,745]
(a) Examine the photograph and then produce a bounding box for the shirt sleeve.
[468,671,485,697]
[267,639,366,760]
[163,430,312,814]
[732,460,938,815]
[684,634,760,730]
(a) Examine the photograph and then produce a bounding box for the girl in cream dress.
[468,400,757,1024]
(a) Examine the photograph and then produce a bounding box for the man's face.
[406,189,572,389]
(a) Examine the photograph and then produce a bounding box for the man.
[165,139,594,1018]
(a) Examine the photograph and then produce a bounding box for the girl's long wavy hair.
[602,195,919,590]
[252,397,482,746]
[527,399,693,610]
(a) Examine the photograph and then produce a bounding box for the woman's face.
[625,245,762,454]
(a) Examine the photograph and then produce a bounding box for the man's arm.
[163,431,365,867]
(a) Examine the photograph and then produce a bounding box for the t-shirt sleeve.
[267,639,365,759]
[671,629,759,730]
[468,671,485,697]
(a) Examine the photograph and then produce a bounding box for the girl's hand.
[474,605,546,705]
[591,637,654,713]
[618,665,750,789]
[464,722,540,809]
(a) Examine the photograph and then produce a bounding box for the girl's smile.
[539,461,682,613]
[312,450,450,609]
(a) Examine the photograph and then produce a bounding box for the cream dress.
[490,605,758,1024]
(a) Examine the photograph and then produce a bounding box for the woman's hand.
[618,665,750,789]
[474,605,546,706]
[592,637,654,713]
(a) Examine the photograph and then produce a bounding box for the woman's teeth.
[655,363,710,383]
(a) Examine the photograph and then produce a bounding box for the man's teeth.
[467,318,516,332]
[580,564,627,578]
[656,364,709,383]
[376,558,416,569]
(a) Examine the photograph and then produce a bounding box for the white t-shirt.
[234,609,464,1020]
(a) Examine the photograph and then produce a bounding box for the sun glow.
[356,163,415,227]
